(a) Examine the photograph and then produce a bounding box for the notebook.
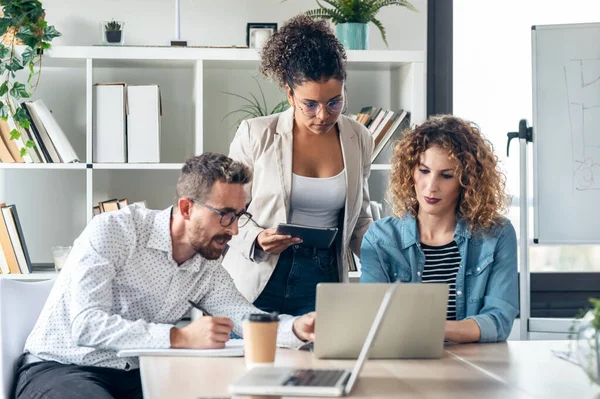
[117,338,244,358]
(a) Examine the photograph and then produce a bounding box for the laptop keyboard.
[284,369,347,387]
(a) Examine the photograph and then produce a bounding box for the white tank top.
[289,169,346,228]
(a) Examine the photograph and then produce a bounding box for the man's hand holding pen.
[170,300,234,349]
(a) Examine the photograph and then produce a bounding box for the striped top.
[421,241,461,320]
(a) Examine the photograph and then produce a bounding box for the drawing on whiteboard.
[566,58,600,191]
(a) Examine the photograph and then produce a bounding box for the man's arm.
[199,264,307,348]
[69,216,173,351]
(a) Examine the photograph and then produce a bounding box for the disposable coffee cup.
[242,313,279,369]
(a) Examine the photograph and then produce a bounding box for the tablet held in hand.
[276,223,338,248]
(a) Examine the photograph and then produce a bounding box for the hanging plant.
[0,0,61,157]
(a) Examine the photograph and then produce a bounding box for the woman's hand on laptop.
[293,312,316,342]
[170,316,234,349]
[257,228,302,254]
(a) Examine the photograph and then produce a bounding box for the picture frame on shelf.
[246,23,277,49]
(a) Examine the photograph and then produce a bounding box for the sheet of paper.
[117,339,244,358]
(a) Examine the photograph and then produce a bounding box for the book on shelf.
[4,112,34,163]
[93,82,127,163]
[127,85,162,163]
[22,102,63,163]
[346,248,358,272]
[0,132,15,163]
[0,119,23,163]
[0,204,31,274]
[94,198,145,216]
[27,99,80,163]
[372,110,411,164]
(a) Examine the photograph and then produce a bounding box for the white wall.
[1,0,428,263]
[43,0,427,50]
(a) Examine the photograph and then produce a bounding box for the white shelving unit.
[0,271,59,281]
[1,45,425,273]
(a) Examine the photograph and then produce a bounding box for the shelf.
[44,46,424,70]
[0,163,86,170]
[92,163,184,170]
[0,271,59,281]
[371,164,392,171]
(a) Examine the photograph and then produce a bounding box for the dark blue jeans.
[253,244,338,316]
[15,354,142,399]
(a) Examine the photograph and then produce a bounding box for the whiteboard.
[532,23,600,244]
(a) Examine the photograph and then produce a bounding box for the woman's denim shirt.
[360,215,518,342]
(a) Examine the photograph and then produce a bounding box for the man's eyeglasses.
[189,199,256,228]
[294,96,345,117]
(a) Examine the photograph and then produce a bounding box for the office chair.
[0,278,55,399]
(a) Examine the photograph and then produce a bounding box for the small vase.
[336,23,369,50]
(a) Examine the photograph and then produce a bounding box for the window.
[453,0,600,273]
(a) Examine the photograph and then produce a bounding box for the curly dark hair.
[389,115,510,232]
[259,14,347,90]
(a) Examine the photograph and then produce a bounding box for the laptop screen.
[344,282,399,395]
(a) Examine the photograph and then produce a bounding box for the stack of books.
[0,99,79,164]
[0,203,31,275]
[351,106,411,163]
[93,198,147,217]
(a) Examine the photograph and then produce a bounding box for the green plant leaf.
[16,25,35,39]
[9,128,21,141]
[14,106,31,127]
[10,82,31,99]
[0,18,13,34]
[0,44,9,59]
[6,57,24,72]
[40,42,51,50]
[21,47,35,64]
[370,16,388,47]
[0,82,9,97]
[25,139,35,148]
[0,104,7,120]
[43,25,61,41]
[19,147,27,157]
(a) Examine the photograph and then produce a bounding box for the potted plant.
[103,19,124,45]
[570,298,600,385]
[222,77,289,128]
[0,0,61,157]
[285,0,418,50]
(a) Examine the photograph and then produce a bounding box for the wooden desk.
[139,344,535,398]
[446,340,600,399]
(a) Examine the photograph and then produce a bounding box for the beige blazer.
[222,108,373,302]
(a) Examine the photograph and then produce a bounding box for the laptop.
[228,282,400,397]
[314,283,448,359]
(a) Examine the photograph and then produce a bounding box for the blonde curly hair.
[389,115,510,232]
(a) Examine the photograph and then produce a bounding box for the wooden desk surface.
[446,340,600,399]
[139,343,545,399]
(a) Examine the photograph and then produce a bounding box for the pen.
[187,299,213,316]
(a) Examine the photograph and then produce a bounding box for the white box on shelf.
[93,83,127,163]
[127,85,161,163]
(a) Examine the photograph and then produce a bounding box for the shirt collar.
[146,206,220,273]
[400,213,471,249]
[147,207,174,253]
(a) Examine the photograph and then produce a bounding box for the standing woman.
[222,15,373,316]
[360,115,518,343]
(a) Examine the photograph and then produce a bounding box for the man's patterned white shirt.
[25,206,303,369]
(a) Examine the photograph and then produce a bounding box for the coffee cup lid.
[243,312,279,322]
